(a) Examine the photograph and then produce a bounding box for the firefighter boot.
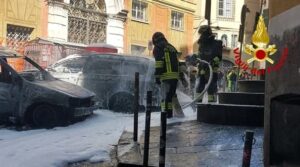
[208,94,217,103]
[167,109,173,118]
[172,96,184,118]
[195,93,204,103]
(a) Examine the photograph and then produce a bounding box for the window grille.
[68,0,107,44]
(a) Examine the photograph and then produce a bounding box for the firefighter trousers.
[196,71,218,102]
[160,79,178,118]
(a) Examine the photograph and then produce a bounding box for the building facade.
[0,0,43,71]
[43,0,127,52]
[265,0,300,166]
[195,0,244,71]
[0,0,42,47]
[124,0,196,57]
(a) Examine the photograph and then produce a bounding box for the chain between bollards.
[133,72,139,142]
[143,91,152,167]
[242,130,254,167]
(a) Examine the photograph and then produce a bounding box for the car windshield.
[7,57,54,82]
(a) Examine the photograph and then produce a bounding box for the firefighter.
[186,54,198,98]
[177,52,189,93]
[196,25,222,102]
[152,32,179,118]
[227,67,238,92]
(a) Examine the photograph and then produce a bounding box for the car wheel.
[32,104,58,128]
[108,92,134,113]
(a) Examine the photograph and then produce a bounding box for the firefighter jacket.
[198,36,222,62]
[153,43,179,81]
[197,36,223,74]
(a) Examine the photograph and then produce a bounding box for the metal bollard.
[159,110,167,167]
[133,72,139,142]
[242,130,254,167]
[143,91,152,167]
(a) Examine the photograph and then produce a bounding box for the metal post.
[235,45,243,92]
[205,0,211,26]
[159,110,167,167]
[236,5,250,92]
[143,91,152,167]
[250,62,255,80]
[242,130,254,167]
[133,72,139,142]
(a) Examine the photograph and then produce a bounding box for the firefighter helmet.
[152,32,166,46]
[198,25,212,35]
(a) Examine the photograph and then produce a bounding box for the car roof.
[0,47,23,58]
[88,52,155,61]
[56,52,154,64]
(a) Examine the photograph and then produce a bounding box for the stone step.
[218,92,264,105]
[197,103,264,126]
[238,80,265,93]
[116,131,143,166]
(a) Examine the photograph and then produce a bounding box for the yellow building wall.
[0,0,42,43]
[124,0,196,57]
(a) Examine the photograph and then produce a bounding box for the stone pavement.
[117,120,263,167]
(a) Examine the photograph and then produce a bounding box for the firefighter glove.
[213,57,220,64]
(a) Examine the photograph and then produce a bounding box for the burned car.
[48,53,157,113]
[0,47,98,127]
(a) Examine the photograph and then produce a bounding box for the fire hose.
[182,58,213,109]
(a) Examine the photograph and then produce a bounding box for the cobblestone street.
[118,120,263,167]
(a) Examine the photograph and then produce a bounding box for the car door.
[80,54,123,108]
[0,59,19,118]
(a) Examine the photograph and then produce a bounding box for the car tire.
[32,104,58,128]
[108,92,134,113]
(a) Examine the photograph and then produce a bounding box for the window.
[131,45,146,56]
[7,24,33,41]
[132,0,148,21]
[221,34,228,47]
[218,0,233,18]
[6,24,33,52]
[171,11,184,30]
[231,34,238,48]
[123,61,147,75]
[84,56,122,75]
[53,57,87,73]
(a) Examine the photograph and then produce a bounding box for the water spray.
[182,58,213,109]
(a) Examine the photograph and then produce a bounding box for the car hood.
[33,79,95,98]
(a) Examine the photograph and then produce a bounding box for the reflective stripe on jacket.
[153,43,179,81]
